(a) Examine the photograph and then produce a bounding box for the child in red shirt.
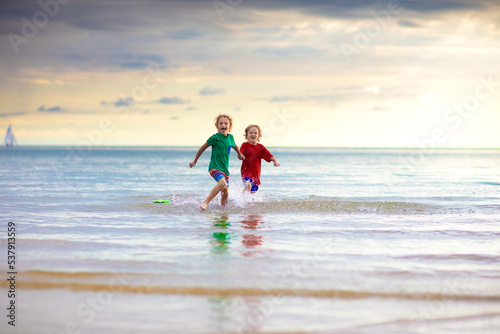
[240,125,280,193]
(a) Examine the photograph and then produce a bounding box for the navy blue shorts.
[243,177,259,193]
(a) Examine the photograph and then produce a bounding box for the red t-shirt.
[240,142,273,185]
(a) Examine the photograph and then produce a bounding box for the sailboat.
[3,124,18,147]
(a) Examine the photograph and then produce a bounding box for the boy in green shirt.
[189,114,245,211]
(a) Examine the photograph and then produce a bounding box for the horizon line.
[3,145,500,150]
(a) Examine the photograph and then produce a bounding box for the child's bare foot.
[200,202,208,211]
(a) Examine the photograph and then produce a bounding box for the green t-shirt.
[207,132,235,175]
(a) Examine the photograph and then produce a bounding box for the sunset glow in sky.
[1,0,499,147]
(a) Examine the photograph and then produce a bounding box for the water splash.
[124,192,435,215]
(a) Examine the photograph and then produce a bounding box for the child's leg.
[201,179,227,211]
[220,186,228,206]
[242,177,259,194]
[243,180,252,193]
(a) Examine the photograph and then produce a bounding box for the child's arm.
[270,156,280,167]
[232,144,245,160]
[189,142,209,167]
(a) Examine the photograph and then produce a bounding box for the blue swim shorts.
[243,177,259,193]
[209,169,229,187]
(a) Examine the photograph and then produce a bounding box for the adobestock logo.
[339,0,404,63]
[213,0,244,21]
[260,107,298,145]
[7,0,70,54]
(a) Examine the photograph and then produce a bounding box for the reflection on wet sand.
[208,214,268,332]
[240,214,264,257]
[209,214,265,256]
[210,214,231,254]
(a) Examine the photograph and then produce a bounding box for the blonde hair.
[244,124,263,142]
[214,114,233,132]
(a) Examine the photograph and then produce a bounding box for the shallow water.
[1,147,499,333]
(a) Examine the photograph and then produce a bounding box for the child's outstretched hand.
[273,160,280,167]
[189,161,196,168]
[238,154,245,161]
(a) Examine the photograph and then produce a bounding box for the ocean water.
[1,146,499,334]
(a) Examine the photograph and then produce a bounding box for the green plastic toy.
[152,199,170,203]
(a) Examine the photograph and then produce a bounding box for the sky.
[1,0,499,147]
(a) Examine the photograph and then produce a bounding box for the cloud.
[268,96,304,102]
[113,97,134,107]
[59,51,167,71]
[185,106,197,111]
[158,97,190,104]
[199,87,225,96]
[0,0,494,41]
[117,53,166,69]
[362,86,381,95]
[0,111,27,117]
[8,77,53,85]
[120,62,154,69]
[169,28,204,40]
[256,46,318,57]
[1,0,497,80]
[64,54,91,62]
[399,0,481,13]
[243,0,484,15]
[398,19,420,28]
[38,105,67,112]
